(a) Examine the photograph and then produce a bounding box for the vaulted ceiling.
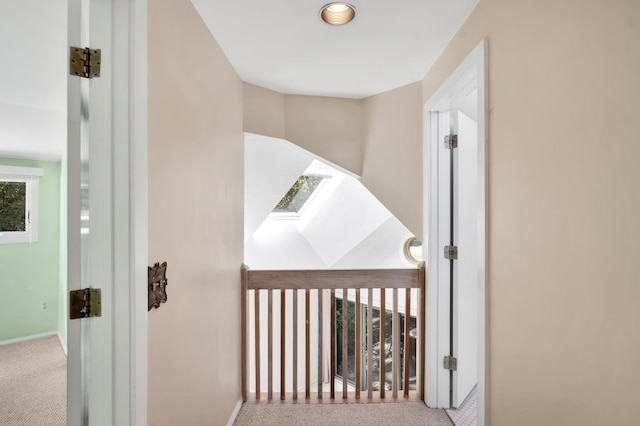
[244,133,415,270]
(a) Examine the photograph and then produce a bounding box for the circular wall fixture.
[320,3,356,26]
[404,237,423,264]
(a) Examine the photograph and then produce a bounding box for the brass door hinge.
[70,288,102,319]
[69,47,101,78]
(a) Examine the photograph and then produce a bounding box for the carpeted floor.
[234,401,452,425]
[0,335,67,426]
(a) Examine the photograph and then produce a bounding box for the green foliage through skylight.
[273,175,324,213]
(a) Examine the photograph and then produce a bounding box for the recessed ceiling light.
[320,3,356,26]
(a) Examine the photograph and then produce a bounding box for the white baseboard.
[57,332,67,356]
[0,331,58,347]
[226,398,243,426]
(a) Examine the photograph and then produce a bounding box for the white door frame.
[423,39,488,425]
[67,0,147,424]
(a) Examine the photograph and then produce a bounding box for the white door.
[434,110,453,407]
[425,39,487,424]
[67,0,147,424]
[451,105,478,408]
[433,103,478,409]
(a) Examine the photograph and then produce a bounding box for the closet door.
[451,108,478,408]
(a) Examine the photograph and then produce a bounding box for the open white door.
[432,106,478,409]
[67,0,147,424]
[452,108,478,408]
[425,40,488,425]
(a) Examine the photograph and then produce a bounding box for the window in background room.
[0,166,43,244]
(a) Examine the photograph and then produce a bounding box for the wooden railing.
[241,264,426,402]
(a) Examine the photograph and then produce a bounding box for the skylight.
[272,175,325,214]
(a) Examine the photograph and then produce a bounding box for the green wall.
[0,157,61,341]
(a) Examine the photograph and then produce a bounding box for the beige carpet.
[0,335,67,425]
[234,401,452,426]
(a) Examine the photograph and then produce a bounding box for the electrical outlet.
[41,301,48,311]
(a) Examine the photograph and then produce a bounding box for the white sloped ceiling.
[245,133,416,270]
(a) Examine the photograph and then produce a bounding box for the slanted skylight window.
[273,175,325,214]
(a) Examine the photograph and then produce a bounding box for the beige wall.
[283,94,363,175]
[243,83,286,140]
[244,82,424,236]
[148,0,244,424]
[244,84,364,175]
[362,82,423,237]
[421,0,639,424]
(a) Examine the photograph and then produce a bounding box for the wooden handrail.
[245,268,421,290]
